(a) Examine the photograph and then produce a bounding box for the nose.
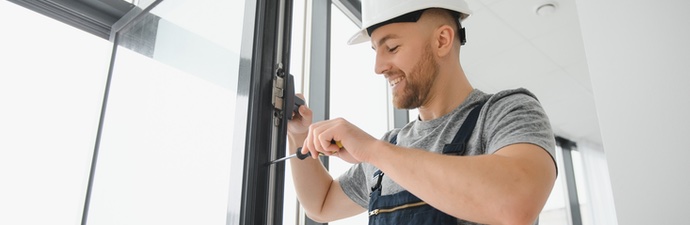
[374,52,391,75]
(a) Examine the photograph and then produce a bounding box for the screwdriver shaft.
[270,140,342,164]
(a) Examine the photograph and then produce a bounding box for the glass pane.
[539,145,571,225]
[328,3,388,225]
[0,2,112,225]
[86,0,249,224]
[282,0,307,223]
[577,145,618,225]
[571,149,594,225]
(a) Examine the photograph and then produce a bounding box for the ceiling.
[460,0,603,148]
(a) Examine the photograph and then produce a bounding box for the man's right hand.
[287,94,312,152]
[285,94,366,222]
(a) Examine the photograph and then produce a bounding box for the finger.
[299,105,312,124]
[317,137,342,156]
[290,109,300,120]
[302,128,315,157]
[325,145,342,155]
[312,122,339,159]
[318,137,342,155]
[306,124,323,159]
[311,122,335,153]
[293,93,309,121]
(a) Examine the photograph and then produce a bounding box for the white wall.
[575,0,690,224]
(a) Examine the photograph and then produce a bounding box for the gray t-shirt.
[338,88,556,224]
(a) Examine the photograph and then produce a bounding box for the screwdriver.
[270,140,343,164]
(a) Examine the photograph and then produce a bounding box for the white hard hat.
[347,0,473,45]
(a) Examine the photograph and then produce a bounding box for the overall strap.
[372,100,485,191]
[389,135,398,145]
[442,101,486,155]
[371,135,398,192]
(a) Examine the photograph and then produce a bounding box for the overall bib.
[368,102,485,225]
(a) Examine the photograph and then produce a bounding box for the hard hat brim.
[347,29,369,45]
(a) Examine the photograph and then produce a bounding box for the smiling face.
[384,39,439,109]
[370,13,449,109]
[371,9,462,110]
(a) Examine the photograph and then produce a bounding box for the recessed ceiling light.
[536,3,557,16]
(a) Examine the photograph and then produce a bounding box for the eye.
[388,46,399,53]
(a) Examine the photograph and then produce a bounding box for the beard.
[391,44,440,109]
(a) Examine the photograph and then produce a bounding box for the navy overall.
[368,102,485,225]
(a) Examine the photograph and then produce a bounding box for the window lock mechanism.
[272,63,303,127]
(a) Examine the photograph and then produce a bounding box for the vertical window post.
[239,0,293,224]
[556,136,583,225]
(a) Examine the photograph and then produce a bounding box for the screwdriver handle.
[296,148,311,160]
[295,140,342,160]
[295,149,329,160]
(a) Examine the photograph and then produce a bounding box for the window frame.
[238,0,294,224]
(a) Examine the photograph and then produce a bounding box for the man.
[287,0,557,224]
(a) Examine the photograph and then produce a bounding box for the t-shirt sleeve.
[337,163,369,209]
[483,91,557,161]
[336,131,398,209]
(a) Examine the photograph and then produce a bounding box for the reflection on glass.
[577,144,618,225]
[571,149,593,225]
[86,0,247,224]
[0,2,111,225]
[539,145,571,225]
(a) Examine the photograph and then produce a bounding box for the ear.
[434,25,455,57]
